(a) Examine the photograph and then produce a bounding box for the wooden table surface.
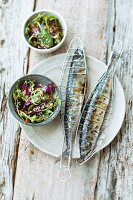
[0,0,133,200]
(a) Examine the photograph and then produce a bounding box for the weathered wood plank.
[95,1,133,200]
[13,0,107,200]
[0,0,34,199]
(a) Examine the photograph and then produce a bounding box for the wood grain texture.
[1,0,133,199]
[95,1,133,199]
[0,0,34,199]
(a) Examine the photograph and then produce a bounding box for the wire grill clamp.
[57,37,87,182]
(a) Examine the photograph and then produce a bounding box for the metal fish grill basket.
[57,37,87,181]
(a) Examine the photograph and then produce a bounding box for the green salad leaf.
[25,12,63,49]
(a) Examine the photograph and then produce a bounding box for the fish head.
[73,48,84,63]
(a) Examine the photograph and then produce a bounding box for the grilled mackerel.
[78,50,121,164]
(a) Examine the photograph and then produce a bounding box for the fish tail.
[55,149,69,163]
[106,41,124,76]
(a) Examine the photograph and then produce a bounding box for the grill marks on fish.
[77,48,123,164]
[78,76,112,161]
[64,48,86,156]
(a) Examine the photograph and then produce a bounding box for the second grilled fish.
[78,50,122,164]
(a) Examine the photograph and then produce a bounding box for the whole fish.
[77,50,122,164]
[63,47,87,158]
[59,37,87,163]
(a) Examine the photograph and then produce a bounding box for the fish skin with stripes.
[78,50,121,164]
[64,47,87,158]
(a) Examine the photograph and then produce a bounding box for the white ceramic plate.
[20,54,126,158]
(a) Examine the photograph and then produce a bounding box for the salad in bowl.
[23,9,67,53]
[8,74,61,126]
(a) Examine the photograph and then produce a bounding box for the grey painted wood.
[0,0,133,199]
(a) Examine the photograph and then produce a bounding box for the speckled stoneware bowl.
[8,74,61,126]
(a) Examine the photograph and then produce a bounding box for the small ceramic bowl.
[8,74,61,126]
[22,9,67,53]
